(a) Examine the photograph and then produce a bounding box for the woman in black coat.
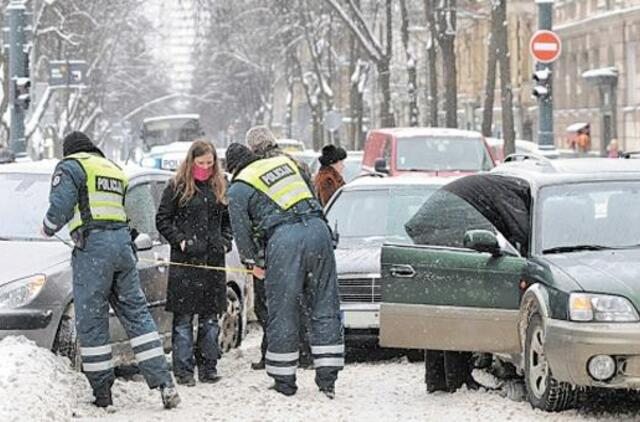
[156,139,232,386]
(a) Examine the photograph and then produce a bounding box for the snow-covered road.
[2,328,640,422]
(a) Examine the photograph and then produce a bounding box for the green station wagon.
[380,158,640,411]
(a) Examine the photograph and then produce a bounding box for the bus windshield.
[141,115,204,149]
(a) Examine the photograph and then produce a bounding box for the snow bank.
[0,336,87,422]
[3,329,640,421]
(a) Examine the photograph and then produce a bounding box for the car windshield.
[326,186,436,247]
[396,136,493,172]
[538,181,640,253]
[0,173,69,241]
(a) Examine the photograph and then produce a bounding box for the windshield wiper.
[542,244,613,254]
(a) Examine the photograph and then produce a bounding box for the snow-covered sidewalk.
[2,328,640,421]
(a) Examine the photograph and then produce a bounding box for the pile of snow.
[0,336,88,421]
[3,328,640,421]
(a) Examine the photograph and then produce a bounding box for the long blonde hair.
[173,139,226,206]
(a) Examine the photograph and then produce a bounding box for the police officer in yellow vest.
[226,143,344,399]
[41,132,180,409]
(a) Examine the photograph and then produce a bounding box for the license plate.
[342,310,379,329]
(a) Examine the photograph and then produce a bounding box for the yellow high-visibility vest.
[65,152,128,232]
[235,156,313,210]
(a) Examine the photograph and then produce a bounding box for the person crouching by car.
[156,139,233,386]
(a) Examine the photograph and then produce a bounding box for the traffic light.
[14,77,31,109]
[532,68,551,100]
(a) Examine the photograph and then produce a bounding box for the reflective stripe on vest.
[65,152,129,232]
[235,156,313,210]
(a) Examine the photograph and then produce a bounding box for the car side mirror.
[134,232,154,251]
[463,230,501,256]
[374,158,389,174]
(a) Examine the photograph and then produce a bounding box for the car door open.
[379,241,525,354]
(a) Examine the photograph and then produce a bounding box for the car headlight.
[141,157,161,168]
[569,293,639,322]
[0,275,46,309]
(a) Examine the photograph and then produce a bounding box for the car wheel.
[524,313,576,411]
[219,286,241,353]
[52,304,82,370]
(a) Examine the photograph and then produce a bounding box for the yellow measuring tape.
[139,258,253,274]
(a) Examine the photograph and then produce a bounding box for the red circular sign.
[530,30,562,64]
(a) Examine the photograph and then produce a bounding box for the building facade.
[553,0,640,153]
[455,1,537,140]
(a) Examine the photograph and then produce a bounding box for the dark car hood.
[335,246,381,276]
[0,241,70,285]
[544,249,640,307]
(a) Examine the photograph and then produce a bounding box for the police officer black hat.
[62,131,104,157]
[319,145,347,167]
[226,143,258,175]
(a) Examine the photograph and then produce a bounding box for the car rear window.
[396,136,494,172]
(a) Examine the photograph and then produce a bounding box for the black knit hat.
[62,131,104,157]
[226,143,258,175]
[319,145,347,167]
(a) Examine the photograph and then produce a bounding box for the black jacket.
[156,179,233,315]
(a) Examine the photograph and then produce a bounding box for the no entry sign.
[530,30,562,64]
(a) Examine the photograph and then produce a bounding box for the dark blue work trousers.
[264,217,344,391]
[71,228,172,393]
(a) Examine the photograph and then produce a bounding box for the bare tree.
[423,0,438,126]
[324,0,395,128]
[23,0,172,157]
[437,0,457,128]
[191,0,281,137]
[399,0,419,127]
[481,17,497,138]
[494,0,515,155]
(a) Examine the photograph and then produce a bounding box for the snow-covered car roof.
[345,174,456,189]
[0,159,173,179]
[370,127,483,140]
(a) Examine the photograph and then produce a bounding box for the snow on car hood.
[335,246,381,276]
[0,241,70,285]
[544,249,640,308]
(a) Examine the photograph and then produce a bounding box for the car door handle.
[390,265,416,278]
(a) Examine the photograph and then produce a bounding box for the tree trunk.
[349,32,364,149]
[438,0,457,129]
[0,58,10,141]
[285,53,295,139]
[481,29,497,138]
[400,0,419,127]
[312,107,324,151]
[424,0,438,126]
[379,0,394,127]
[495,0,515,156]
[378,58,394,127]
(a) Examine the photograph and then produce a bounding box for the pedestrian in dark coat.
[156,139,232,386]
[314,145,347,206]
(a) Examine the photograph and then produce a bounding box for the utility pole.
[535,0,554,150]
[7,0,29,156]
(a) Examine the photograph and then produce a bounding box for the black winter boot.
[251,359,265,370]
[92,388,113,408]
